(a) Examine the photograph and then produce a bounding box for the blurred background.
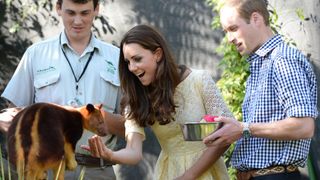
[0,0,319,179]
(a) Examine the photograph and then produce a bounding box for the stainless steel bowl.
[181,122,220,141]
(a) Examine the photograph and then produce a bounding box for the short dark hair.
[56,0,99,9]
[223,0,270,26]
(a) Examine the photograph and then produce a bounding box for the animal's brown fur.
[6,103,107,180]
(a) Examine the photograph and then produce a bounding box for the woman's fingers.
[88,135,100,157]
[96,136,105,157]
[80,145,91,151]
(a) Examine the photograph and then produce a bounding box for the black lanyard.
[59,34,94,91]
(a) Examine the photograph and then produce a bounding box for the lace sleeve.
[200,71,234,118]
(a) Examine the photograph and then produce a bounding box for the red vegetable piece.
[203,115,218,122]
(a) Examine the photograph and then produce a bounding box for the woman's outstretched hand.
[81,135,113,161]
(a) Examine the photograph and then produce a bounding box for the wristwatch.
[242,122,251,138]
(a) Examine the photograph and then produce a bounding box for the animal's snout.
[88,114,109,136]
[96,128,108,137]
[93,124,108,137]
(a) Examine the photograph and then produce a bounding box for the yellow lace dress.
[125,70,233,180]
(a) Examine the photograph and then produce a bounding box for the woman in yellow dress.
[83,24,233,179]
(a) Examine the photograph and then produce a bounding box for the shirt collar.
[59,31,100,53]
[247,34,283,62]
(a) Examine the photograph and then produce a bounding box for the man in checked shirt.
[203,0,318,180]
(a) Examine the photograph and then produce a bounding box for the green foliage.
[4,0,53,34]
[216,38,249,121]
[295,8,305,20]
[206,0,249,123]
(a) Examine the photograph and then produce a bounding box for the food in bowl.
[201,115,218,122]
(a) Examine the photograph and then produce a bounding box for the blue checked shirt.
[231,35,318,171]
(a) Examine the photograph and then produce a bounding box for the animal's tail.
[14,113,25,180]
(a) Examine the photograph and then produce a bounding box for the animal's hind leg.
[26,165,47,180]
[35,169,47,180]
[53,159,66,180]
[26,170,36,180]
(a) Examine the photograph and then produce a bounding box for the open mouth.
[97,129,107,137]
[235,42,243,51]
[137,72,145,78]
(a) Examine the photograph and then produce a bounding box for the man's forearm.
[250,117,315,140]
[0,106,22,133]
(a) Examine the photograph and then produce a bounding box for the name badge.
[67,98,83,107]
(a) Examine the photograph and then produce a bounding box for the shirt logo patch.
[106,61,116,75]
[36,66,56,75]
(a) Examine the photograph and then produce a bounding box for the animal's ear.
[97,104,103,110]
[86,104,95,113]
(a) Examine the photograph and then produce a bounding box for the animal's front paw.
[66,159,77,170]
[37,171,47,180]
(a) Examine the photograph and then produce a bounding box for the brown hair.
[119,25,180,127]
[223,0,270,26]
[56,0,99,9]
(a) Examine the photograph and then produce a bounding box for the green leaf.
[295,8,305,20]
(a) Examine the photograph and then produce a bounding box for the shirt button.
[79,92,82,95]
